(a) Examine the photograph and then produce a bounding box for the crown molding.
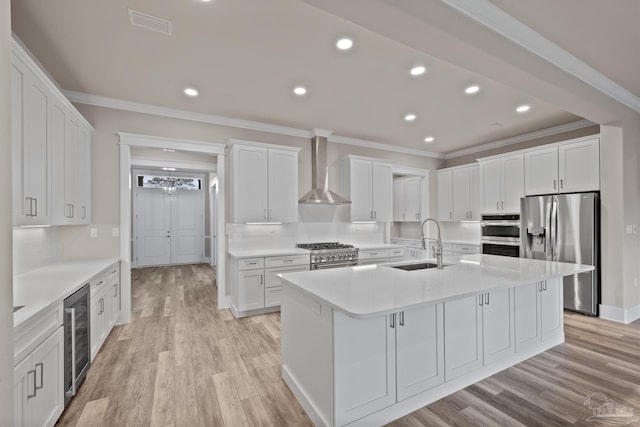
[441,0,640,114]
[328,134,445,159]
[444,119,594,159]
[65,90,444,159]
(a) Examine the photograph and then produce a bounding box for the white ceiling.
[11,0,637,155]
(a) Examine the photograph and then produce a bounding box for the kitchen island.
[279,254,593,427]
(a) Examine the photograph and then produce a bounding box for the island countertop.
[279,254,593,319]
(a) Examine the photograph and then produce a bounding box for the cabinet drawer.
[103,262,120,284]
[265,254,309,268]
[390,239,403,245]
[390,248,405,258]
[265,287,282,308]
[405,241,422,249]
[452,244,480,254]
[238,258,265,270]
[14,302,64,364]
[359,249,390,260]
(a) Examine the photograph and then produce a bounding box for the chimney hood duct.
[299,129,351,204]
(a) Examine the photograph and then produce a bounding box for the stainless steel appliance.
[481,214,520,257]
[63,283,91,406]
[296,242,358,269]
[521,192,600,315]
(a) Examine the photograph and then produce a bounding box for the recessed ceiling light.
[293,86,307,96]
[516,104,531,113]
[465,85,480,95]
[404,113,417,122]
[410,65,427,76]
[162,149,175,152]
[424,136,435,143]
[336,38,353,50]
[162,167,176,171]
[184,87,198,97]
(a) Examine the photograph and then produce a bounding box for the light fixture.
[184,87,199,97]
[410,65,427,76]
[404,113,416,122]
[516,104,531,113]
[162,178,177,195]
[424,136,435,143]
[465,85,480,95]
[162,149,175,153]
[336,37,353,50]
[162,167,176,171]
[293,86,307,96]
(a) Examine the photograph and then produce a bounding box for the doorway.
[133,170,205,267]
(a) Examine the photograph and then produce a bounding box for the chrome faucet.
[421,218,444,269]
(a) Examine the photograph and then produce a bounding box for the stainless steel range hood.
[299,129,351,204]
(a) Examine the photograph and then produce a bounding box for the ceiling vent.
[128,9,172,35]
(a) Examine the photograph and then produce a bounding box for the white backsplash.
[441,222,481,242]
[13,227,59,275]
[227,221,387,251]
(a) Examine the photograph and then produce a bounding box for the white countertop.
[280,254,593,319]
[228,248,311,258]
[14,259,119,328]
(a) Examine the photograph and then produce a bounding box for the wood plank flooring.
[57,264,640,426]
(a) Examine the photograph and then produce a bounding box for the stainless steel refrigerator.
[521,192,599,315]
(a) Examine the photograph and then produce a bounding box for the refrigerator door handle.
[545,198,553,261]
[551,198,558,261]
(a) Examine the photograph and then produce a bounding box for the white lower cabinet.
[333,303,444,425]
[14,326,64,427]
[514,278,563,353]
[444,288,514,381]
[90,262,121,361]
[230,254,309,317]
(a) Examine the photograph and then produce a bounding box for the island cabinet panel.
[333,311,396,426]
[481,288,514,365]
[443,295,483,381]
[514,279,563,354]
[396,304,444,402]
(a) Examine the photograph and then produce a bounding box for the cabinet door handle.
[264,209,267,220]
[34,198,38,216]
[496,201,499,211]
[260,274,264,285]
[113,284,118,297]
[560,179,564,189]
[283,259,293,263]
[35,362,44,390]
[269,208,272,220]
[449,211,452,219]
[27,369,37,398]
[485,293,490,305]
[399,311,405,327]
[501,201,504,210]
[390,313,395,329]
[82,206,87,219]
[553,179,557,190]
[543,281,547,291]
[478,295,483,306]
[538,283,543,292]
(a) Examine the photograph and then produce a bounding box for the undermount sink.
[13,305,25,313]
[390,262,445,271]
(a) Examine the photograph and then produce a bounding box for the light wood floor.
[57,264,640,426]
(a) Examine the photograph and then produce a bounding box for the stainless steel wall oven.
[481,214,520,257]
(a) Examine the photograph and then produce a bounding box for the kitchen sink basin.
[390,262,445,271]
[13,305,25,312]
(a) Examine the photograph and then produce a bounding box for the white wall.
[0,0,14,420]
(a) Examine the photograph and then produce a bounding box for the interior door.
[171,189,204,264]
[135,188,171,267]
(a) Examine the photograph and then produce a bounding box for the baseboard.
[599,304,640,324]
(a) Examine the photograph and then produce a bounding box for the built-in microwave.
[481,214,520,257]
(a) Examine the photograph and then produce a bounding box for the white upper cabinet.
[12,54,50,226]
[525,136,599,196]
[437,170,453,221]
[479,153,524,214]
[558,137,600,193]
[393,176,423,222]
[438,165,478,221]
[524,146,559,196]
[229,142,300,223]
[342,156,393,222]
[12,39,93,227]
